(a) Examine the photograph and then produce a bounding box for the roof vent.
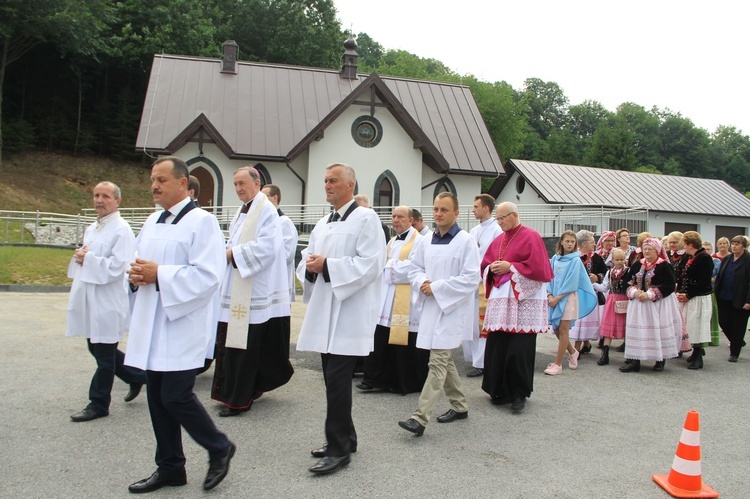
[221,40,239,74]
[340,35,359,80]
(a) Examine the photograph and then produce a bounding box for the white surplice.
[219,192,290,325]
[377,227,423,331]
[125,201,225,371]
[409,229,481,350]
[279,214,299,303]
[296,206,386,356]
[465,218,503,366]
[66,212,135,343]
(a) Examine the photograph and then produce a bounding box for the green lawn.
[0,246,73,286]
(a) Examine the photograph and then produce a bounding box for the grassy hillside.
[0,151,154,213]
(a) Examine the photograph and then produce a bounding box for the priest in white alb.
[211,167,294,417]
[398,192,480,436]
[358,205,429,395]
[261,183,299,303]
[296,163,386,475]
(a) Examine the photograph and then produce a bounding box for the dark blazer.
[715,251,750,309]
[582,253,608,284]
[679,249,714,298]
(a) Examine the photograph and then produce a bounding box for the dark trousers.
[146,370,230,474]
[86,340,146,415]
[320,353,358,457]
[717,299,750,357]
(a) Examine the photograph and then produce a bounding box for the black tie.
[241,203,250,214]
[156,210,170,224]
[397,231,408,241]
[330,212,340,222]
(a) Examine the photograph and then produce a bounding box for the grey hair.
[326,163,356,183]
[576,229,595,245]
[96,181,121,200]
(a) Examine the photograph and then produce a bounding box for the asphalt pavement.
[1,292,748,498]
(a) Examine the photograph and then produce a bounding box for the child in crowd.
[598,249,629,365]
[545,231,597,375]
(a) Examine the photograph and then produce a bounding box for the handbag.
[614,300,628,314]
[597,291,606,306]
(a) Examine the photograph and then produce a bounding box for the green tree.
[520,78,569,140]
[711,126,750,192]
[348,32,383,71]
[583,116,640,171]
[0,0,112,170]
[616,103,662,169]
[657,110,711,178]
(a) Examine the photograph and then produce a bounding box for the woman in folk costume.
[569,230,607,355]
[616,228,637,266]
[598,248,630,365]
[666,231,692,355]
[619,238,682,372]
[545,231,597,376]
[675,232,715,370]
[596,231,617,268]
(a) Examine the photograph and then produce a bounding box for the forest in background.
[2,0,750,195]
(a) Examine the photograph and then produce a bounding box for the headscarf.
[596,231,617,258]
[641,237,668,266]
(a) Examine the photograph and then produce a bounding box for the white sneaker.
[568,350,580,370]
[544,363,563,375]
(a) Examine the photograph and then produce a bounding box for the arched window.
[373,170,400,209]
[432,177,456,199]
[254,163,271,187]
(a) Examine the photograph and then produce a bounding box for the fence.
[2,204,649,246]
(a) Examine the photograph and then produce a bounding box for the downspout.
[286,161,306,231]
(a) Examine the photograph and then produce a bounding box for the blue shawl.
[548,251,597,328]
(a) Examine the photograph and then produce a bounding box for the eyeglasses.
[496,212,515,222]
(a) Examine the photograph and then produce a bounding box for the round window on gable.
[516,176,526,194]
[351,115,383,148]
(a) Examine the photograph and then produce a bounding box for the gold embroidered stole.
[388,231,418,345]
[226,197,268,349]
[477,282,488,330]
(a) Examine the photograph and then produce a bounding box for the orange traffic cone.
[652,410,719,498]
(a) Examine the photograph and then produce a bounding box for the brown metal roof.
[493,159,750,217]
[135,54,503,176]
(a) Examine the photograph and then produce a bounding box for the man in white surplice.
[398,192,480,437]
[261,183,299,303]
[125,157,234,493]
[464,194,502,377]
[210,168,293,418]
[66,181,145,423]
[296,163,386,475]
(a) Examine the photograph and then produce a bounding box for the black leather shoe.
[510,397,526,413]
[70,408,107,422]
[218,406,250,417]
[729,355,739,362]
[356,382,373,391]
[128,470,186,493]
[615,342,626,352]
[203,442,236,490]
[124,384,143,402]
[466,367,484,377]
[619,360,640,372]
[436,409,468,423]
[398,418,425,436]
[309,455,350,474]
[311,444,357,458]
[580,344,592,354]
[653,360,665,372]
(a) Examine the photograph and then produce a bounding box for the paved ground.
[1,292,748,498]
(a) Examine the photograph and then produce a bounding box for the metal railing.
[3,204,649,246]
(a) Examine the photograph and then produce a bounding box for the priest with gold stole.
[357,206,428,395]
[211,166,293,417]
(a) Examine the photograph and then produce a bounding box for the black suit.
[715,251,750,357]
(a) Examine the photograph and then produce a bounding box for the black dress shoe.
[70,408,107,422]
[653,360,665,372]
[510,397,526,413]
[204,442,236,490]
[398,418,425,436]
[615,342,626,352]
[218,406,250,417]
[619,360,641,372]
[466,367,484,377]
[311,444,357,458]
[355,382,373,391]
[729,355,739,362]
[309,455,350,475]
[128,470,186,493]
[436,409,468,423]
[580,344,592,354]
[124,384,143,402]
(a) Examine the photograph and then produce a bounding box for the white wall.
[648,212,750,244]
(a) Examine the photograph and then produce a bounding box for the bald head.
[392,205,413,234]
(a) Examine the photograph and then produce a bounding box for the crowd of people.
[64,157,750,489]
